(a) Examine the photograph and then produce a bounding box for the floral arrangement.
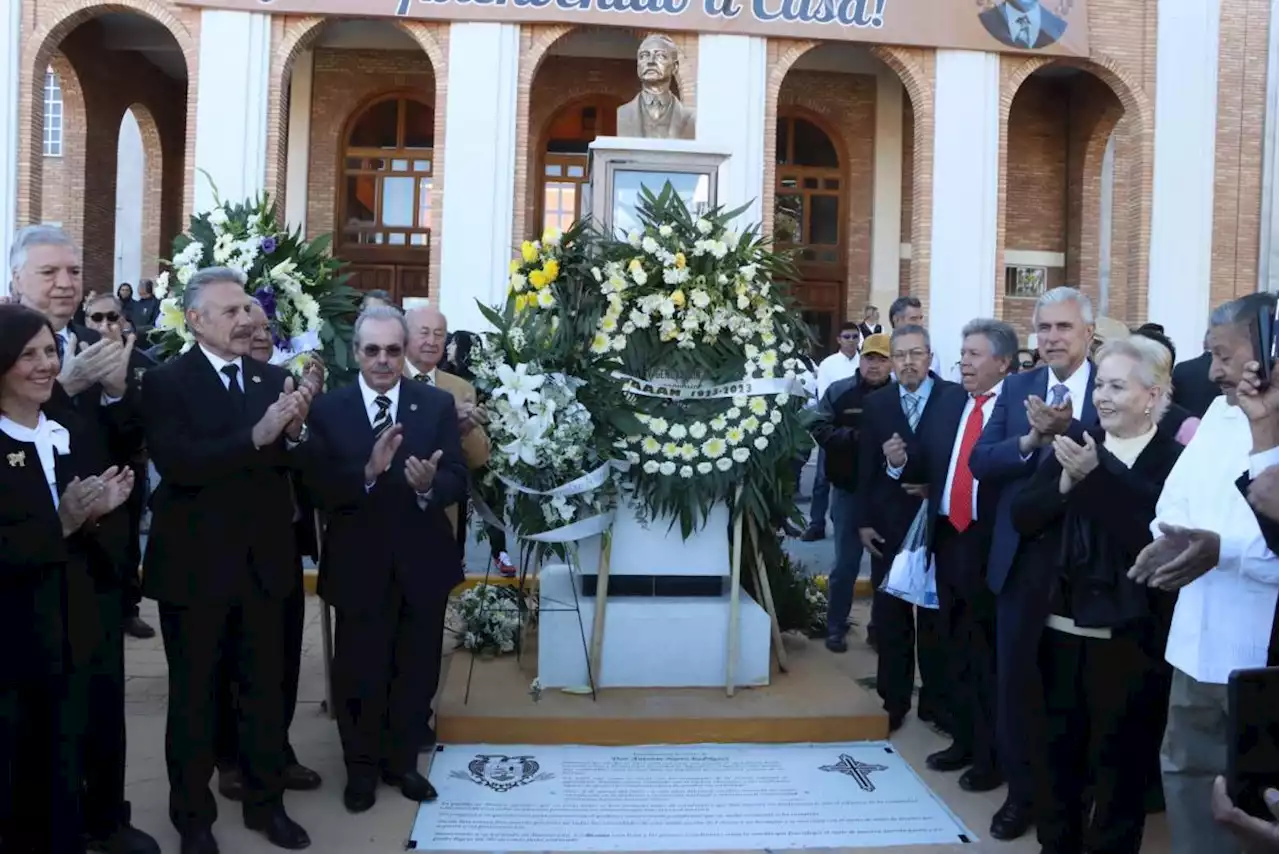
[151,189,362,381]
[470,223,637,553]
[804,574,830,638]
[450,583,524,656]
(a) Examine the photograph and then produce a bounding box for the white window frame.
[43,67,63,158]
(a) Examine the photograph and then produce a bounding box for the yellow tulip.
[529,270,548,290]
[515,294,529,312]
[521,241,538,263]
[674,252,686,269]
[543,259,559,281]
[671,289,686,309]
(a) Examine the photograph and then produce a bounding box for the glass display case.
[586,139,730,238]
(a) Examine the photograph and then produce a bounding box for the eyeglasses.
[88,311,120,323]
[891,348,929,361]
[360,344,404,359]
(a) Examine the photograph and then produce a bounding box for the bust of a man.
[616,34,696,140]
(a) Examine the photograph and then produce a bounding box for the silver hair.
[9,224,79,274]
[182,266,247,313]
[1209,292,1277,328]
[890,323,931,352]
[1033,286,1095,327]
[961,318,1019,360]
[1094,335,1174,422]
[353,304,409,348]
[85,292,122,312]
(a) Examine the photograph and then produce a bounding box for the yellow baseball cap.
[861,333,891,359]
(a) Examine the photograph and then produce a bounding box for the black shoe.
[866,625,878,651]
[244,809,310,850]
[343,778,377,813]
[990,798,1033,841]
[800,525,825,542]
[824,634,848,653]
[381,769,438,802]
[217,767,244,802]
[887,711,906,733]
[925,742,973,773]
[781,521,804,538]
[124,616,156,639]
[179,829,219,854]
[959,765,1004,792]
[283,763,322,791]
[87,824,161,854]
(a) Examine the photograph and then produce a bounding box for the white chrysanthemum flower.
[732,447,750,463]
[727,407,741,420]
[715,457,733,472]
[742,416,760,433]
[710,416,727,431]
[748,397,768,416]
[590,333,610,355]
[696,218,713,235]
[679,465,694,478]
[725,427,744,445]
[732,394,748,407]
[648,417,669,436]
[776,393,790,405]
[770,409,783,424]
[696,461,713,475]
[642,460,660,474]
[658,224,673,238]
[754,436,769,451]
[177,266,195,285]
[679,444,697,461]
[761,422,776,436]
[658,461,676,476]
[701,438,727,458]
[611,336,626,351]
[662,442,680,458]
[641,436,661,454]
[689,422,708,440]
[668,424,688,440]
[641,236,660,254]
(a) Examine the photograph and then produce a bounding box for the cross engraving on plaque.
[820,753,889,792]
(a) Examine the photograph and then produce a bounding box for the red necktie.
[948,393,993,533]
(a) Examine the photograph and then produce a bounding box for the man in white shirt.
[805,322,862,540]
[1130,292,1279,854]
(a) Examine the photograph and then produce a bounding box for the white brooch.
[7,451,25,468]
[251,375,262,384]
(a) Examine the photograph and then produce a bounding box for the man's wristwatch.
[293,423,310,443]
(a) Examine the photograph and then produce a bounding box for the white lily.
[493,362,545,409]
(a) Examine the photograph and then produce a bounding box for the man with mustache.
[616,33,695,140]
[969,286,1098,841]
[212,300,324,804]
[140,267,315,854]
[300,306,465,814]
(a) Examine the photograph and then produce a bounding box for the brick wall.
[899,97,914,296]
[40,52,86,250]
[307,48,436,246]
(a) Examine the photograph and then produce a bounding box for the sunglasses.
[838,333,859,341]
[89,311,120,323]
[360,344,404,359]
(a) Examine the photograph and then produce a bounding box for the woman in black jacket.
[0,305,134,853]
[1011,335,1182,854]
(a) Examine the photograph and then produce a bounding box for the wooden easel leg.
[726,488,745,697]
[587,534,613,694]
[749,521,789,673]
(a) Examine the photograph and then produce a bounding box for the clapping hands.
[251,376,314,448]
[58,466,135,536]
[1128,523,1221,591]
[1026,394,1073,442]
[59,332,136,398]
[405,450,443,494]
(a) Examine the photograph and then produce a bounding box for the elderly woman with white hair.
[1010,335,1184,854]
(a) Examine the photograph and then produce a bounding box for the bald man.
[404,307,490,526]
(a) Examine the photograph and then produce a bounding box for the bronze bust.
[616,34,696,140]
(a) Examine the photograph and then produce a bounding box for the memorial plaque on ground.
[409,742,974,850]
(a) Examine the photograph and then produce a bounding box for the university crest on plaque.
[452,754,555,793]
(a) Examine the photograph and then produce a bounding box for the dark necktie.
[222,364,245,411]
[55,331,67,362]
[416,372,434,386]
[372,395,393,437]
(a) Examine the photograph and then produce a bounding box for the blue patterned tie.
[902,392,922,430]
[1050,383,1069,407]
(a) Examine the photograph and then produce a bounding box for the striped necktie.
[372,394,393,437]
[416,372,434,386]
[902,392,922,430]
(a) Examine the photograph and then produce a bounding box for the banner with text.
[177,0,1090,56]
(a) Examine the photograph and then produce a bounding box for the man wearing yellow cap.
[810,332,895,651]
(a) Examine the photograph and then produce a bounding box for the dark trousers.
[1037,628,1155,854]
[996,566,1052,807]
[933,521,998,770]
[215,581,306,769]
[333,577,448,780]
[66,588,132,839]
[121,466,148,619]
[0,678,81,854]
[158,588,287,834]
[871,552,945,719]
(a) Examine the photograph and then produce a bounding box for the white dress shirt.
[1,413,71,508]
[1153,397,1279,684]
[1002,0,1042,47]
[404,360,438,386]
[816,351,859,399]
[938,381,1004,518]
[359,374,401,426]
[1050,360,1092,421]
[199,344,245,391]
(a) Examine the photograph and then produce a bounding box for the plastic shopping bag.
[878,501,939,609]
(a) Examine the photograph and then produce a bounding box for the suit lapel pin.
[410,403,419,412]
[7,451,25,468]
[251,375,262,384]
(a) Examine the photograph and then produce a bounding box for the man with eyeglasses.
[300,305,466,815]
[806,322,862,541]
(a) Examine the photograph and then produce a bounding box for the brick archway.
[18,0,197,230]
[126,103,166,278]
[512,24,699,247]
[995,52,1154,327]
[764,41,936,315]
[266,15,449,292]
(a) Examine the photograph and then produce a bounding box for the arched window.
[339,93,434,249]
[337,93,434,300]
[774,113,845,352]
[43,67,63,157]
[539,96,621,234]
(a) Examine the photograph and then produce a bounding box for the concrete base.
[536,564,771,689]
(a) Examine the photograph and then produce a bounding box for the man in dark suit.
[9,224,160,854]
[1172,332,1222,418]
[858,305,883,342]
[303,305,465,814]
[979,0,1068,49]
[141,267,314,854]
[970,286,1098,841]
[917,319,1017,793]
[214,300,324,802]
[856,324,956,732]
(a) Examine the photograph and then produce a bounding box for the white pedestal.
[609,497,729,577]
[537,564,771,689]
